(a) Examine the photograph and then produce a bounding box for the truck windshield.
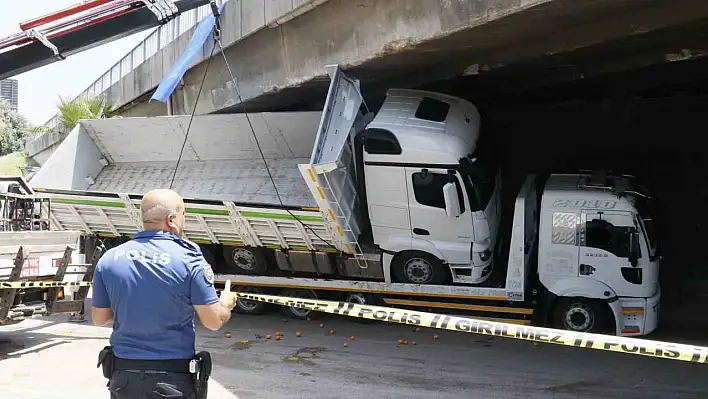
[634,195,658,260]
[639,215,658,253]
[459,163,497,212]
[626,180,659,257]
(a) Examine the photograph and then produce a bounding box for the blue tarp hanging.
[150,4,224,103]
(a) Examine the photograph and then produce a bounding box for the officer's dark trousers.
[109,369,197,399]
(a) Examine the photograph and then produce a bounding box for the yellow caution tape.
[234,291,708,364]
[0,281,92,289]
[2,282,701,363]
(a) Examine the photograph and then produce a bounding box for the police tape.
[1,281,703,364]
[232,291,708,364]
[0,281,92,289]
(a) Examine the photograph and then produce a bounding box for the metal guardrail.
[41,3,214,131]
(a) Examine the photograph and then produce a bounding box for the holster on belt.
[193,351,212,399]
[97,345,115,379]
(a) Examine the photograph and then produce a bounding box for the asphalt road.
[1,311,707,399]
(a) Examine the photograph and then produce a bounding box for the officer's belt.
[114,356,193,374]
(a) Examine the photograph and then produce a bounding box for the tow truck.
[26,65,662,336]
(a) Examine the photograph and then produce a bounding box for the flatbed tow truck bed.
[31,182,537,326]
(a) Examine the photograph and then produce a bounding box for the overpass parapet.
[31,0,330,164]
[41,0,330,130]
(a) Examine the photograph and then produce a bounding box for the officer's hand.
[219,279,237,310]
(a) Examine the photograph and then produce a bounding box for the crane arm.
[0,0,212,80]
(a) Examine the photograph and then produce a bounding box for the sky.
[1,1,154,125]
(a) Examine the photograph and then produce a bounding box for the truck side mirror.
[442,182,461,218]
[629,230,640,267]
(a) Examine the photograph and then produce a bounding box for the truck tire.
[280,288,323,320]
[553,297,612,334]
[222,246,268,275]
[234,286,266,315]
[392,251,447,285]
[342,292,378,324]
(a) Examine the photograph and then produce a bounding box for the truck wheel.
[280,288,323,320]
[234,286,266,315]
[392,251,447,285]
[553,297,610,334]
[222,246,267,275]
[343,292,377,324]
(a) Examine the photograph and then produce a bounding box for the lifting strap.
[140,0,179,23]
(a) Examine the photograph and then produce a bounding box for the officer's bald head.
[141,189,186,237]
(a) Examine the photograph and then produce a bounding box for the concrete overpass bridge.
[28,0,708,161]
[100,0,708,114]
[20,0,708,334]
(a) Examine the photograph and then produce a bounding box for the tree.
[0,99,31,156]
[56,95,112,131]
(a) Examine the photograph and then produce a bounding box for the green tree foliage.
[0,99,30,156]
[57,95,112,131]
[0,95,114,157]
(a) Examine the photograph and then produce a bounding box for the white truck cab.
[302,65,502,286]
[538,171,660,335]
[362,89,502,285]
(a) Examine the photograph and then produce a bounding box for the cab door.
[579,211,645,297]
[406,167,473,264]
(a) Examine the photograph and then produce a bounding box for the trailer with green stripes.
[33,187,338,272]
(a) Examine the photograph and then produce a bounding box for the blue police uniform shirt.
[92,229,219,360]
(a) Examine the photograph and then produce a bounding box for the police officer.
[91,188,237,398]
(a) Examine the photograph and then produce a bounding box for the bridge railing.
[41,3,214,131]
[38,0,329,135]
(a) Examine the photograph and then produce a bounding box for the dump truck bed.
[29,112,342,252]
[88,158,314,206]
[30,67,383,257]
[30,112,322,207]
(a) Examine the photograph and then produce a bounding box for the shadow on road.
[0,315,110,361]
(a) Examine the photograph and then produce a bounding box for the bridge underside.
[114,0,708,117]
